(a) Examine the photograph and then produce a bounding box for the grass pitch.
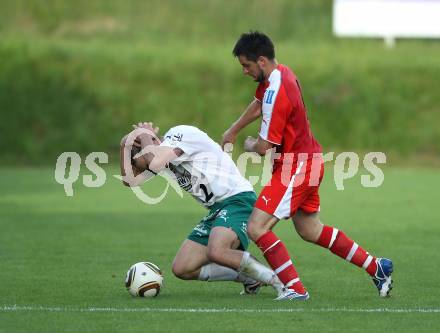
[1,166,439,332]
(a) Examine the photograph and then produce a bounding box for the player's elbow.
[148,160,161,173]
[121,177,137,187]
[121,174,143,187]
[149,157,167,173]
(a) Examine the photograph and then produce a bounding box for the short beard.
[255,71,265,83]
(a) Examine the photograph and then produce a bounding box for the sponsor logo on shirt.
[262,195,271,205]
[264,90,275,104]
[165,133,183,144]
[168,164,193,191]
[173,133,183,142]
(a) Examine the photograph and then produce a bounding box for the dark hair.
[232,31,275,61]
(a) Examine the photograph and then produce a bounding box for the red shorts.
[255,156,324,219]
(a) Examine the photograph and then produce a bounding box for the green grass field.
[1,1,439,330]
[1,165,439,332]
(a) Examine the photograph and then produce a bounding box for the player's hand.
[221,128,237,150]
[132,122,160,145]
[244,136,257,152]
[132,122,159,135]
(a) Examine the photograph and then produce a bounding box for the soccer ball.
[125,262,163,297]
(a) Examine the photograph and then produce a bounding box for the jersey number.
[199,184,214,203]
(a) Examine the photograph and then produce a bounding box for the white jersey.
[160,125,253,207]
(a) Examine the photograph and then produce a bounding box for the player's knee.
[296,226,315,242]
[171,261,190,280]
[171,262,183,279]
[206,246,227,266]
[247,220,267,242]
[293,212,322,243]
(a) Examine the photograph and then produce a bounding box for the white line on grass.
[1,305,440,314]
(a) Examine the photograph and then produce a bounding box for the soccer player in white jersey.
[120,122,284,296]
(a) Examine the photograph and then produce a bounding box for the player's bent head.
[232,31,275,62]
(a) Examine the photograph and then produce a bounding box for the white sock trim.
[346,243,359,262]
[198,265,210,281]
[285,277,300,288]
[239,251,251,271]
[328,228,339,249]
[198,263,239,282]
[263,240,281,255]
[274,260,292,274]
[362,255,374,269]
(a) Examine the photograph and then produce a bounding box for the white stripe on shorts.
[273,161,305,219]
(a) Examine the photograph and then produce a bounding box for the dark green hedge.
[1,1,439,164]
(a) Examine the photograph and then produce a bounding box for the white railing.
[333,0,440,47]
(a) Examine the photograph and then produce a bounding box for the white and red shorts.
[255,156,324,219]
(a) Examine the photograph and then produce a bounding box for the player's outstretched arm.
[221,99,261,149]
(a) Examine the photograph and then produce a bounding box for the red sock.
[256,231,306,294]
[316,225,377,276]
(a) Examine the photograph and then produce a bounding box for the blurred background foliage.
[0,0,439,164]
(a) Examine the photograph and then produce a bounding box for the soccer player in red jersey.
[222,31,393,300]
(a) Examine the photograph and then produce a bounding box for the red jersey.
[255,64,321,168]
